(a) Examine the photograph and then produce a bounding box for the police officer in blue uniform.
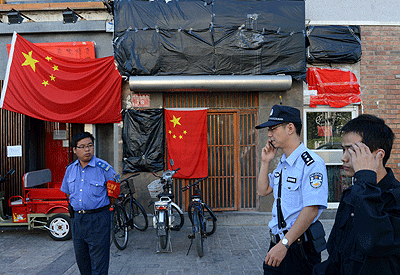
[61,132,120,275]
[256,105,328,275]
[313,114,400,275]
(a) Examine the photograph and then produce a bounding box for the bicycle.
[111,173,148,250]
[0,169,15,219]
[182,177,217,257]
[148,159,184,252]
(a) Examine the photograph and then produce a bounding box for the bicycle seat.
[158,193,174,199]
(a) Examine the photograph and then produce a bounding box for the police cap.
[255,105,301,129]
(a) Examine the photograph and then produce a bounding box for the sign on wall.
[132,94,150,107]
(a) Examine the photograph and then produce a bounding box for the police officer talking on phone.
[256,105,328,275]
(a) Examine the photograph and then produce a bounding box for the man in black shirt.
[313,114,400,275]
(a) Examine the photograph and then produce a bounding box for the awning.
[129,75,292,92]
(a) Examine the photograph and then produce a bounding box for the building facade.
[1,0,399,216]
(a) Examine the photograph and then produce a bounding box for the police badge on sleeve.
[309,172,323,188]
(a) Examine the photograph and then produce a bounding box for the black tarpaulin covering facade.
[306,25,362,64]
[122,109,164,173]
[113,0,306,80]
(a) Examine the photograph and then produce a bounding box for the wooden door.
[164,92,258,211]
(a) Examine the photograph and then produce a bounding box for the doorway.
[164,92,258,211]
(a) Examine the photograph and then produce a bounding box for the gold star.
[21,51,39,72]
[170,115,181,127]
[42,80,49,87]
[179,135,183,139]
[52,65,59,71]
[183,130,187,135]
[173,135,177,139]
[45,56,52,61]
[49,74,56,81]
[168,130,172,134]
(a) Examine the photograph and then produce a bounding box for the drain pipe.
[129,75,292,92]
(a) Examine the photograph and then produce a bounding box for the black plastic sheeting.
[306,25,361,64]
[122,109,164,173]
[113,0,306,80]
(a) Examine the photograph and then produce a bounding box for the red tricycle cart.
[0,169,71,241]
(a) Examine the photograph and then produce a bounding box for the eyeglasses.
[76,144,94,150]
[267,123,288,132]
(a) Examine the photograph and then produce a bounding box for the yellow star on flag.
[173,134,177,139]
[179,135,183,139]
[183,130,187,135]
[168,130,172,134]
[21,51,39,72]
[45,56,52,61]
[49,74,56,81]
[170,115,181,127]
[42,80,49,87]
[52,65,59,71]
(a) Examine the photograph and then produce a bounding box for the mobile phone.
[269,140,275,149]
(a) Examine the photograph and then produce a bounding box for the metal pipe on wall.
[129,75,292,92]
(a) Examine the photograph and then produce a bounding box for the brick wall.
[360,25,400,176]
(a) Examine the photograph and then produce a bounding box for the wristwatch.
[281,236,290,249]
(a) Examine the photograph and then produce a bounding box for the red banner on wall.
[307,67,361,108]
[1,33,122,124]
[7,41,96,59]
[165,108,208,179]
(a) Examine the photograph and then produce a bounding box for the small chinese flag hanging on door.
[165,108,208,179]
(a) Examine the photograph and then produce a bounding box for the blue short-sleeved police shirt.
[61,156,118,211]
[268,143,328,237]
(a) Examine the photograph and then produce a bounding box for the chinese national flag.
[0,32,122,124]
[165,108,208,179]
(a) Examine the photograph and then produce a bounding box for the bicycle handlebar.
[152,167,181,179]
[120,173,140,183]
[181,177,208,192]
[0,169,15,184]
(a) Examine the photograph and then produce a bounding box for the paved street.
[0,215,334,275]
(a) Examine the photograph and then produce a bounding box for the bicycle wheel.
[124,197,148,231]
[156,211,169,250]
[203,204,217,236]
[170,204,184,231]
[193,209,204,257]
[111,204,129,250]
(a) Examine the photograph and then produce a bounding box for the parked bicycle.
[0,169,15,219]
[182,177,217,257]
[111,173,148,250]
[148,160,184,251]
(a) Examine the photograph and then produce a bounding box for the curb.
[213,209,337,226]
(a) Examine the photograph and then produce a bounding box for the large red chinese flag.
[165,108,208,179]
[0,32,122,124]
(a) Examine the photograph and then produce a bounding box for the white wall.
[305,0,400,25]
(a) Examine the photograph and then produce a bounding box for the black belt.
[75,205,109,214]
[270,230,310,245]
[270,230,288,244]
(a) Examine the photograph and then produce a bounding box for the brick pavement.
[0,217,334,275]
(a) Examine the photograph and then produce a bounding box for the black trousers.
[72,208,111,275]
[263,240,321,275]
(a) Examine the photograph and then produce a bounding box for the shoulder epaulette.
[301,151,315,166]
[97,161,110,171]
